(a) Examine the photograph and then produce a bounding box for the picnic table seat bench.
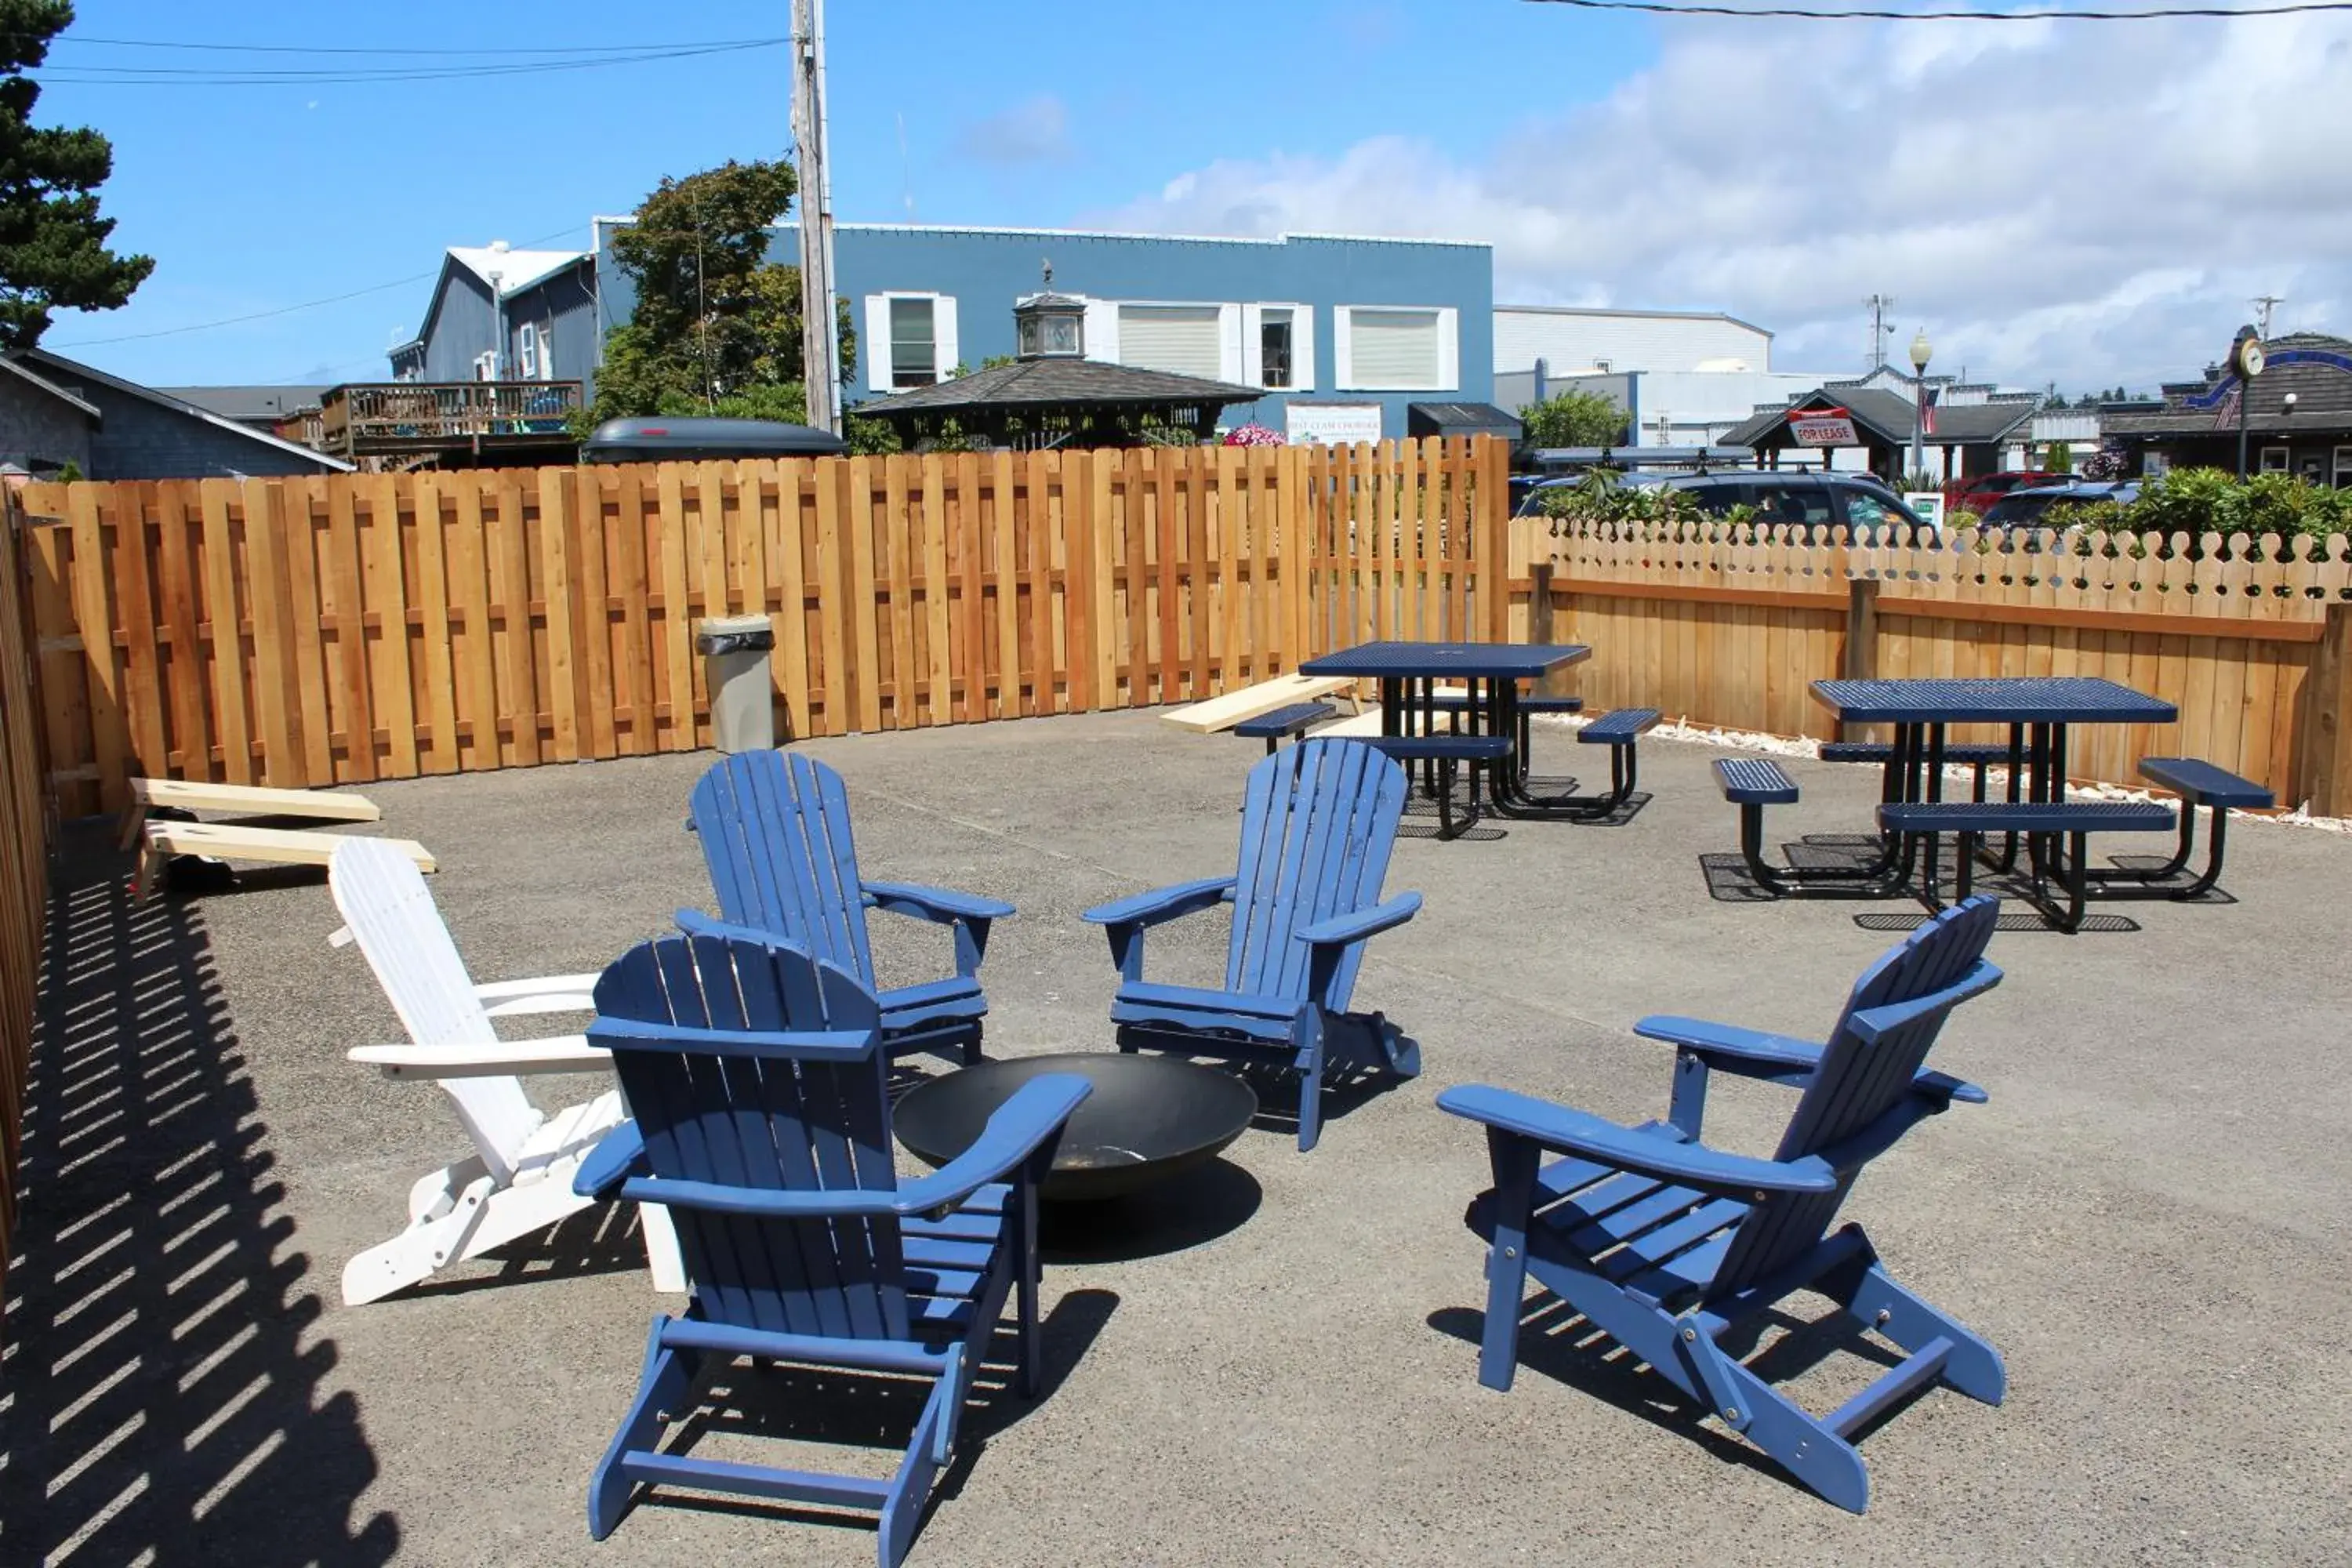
[1878,799,2175,931]
[1819,740,2016,802]
[1714,757,1814,895]
[1366,733,1513,840]
[1233,701,1337,753]
[1426,688,1583,782]
[2115,757,2275,901]
[1562,706,1660,808]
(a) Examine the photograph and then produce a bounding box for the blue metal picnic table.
[1807,676,2180,894]
[1298,641,1595,819]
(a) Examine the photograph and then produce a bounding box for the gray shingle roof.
[853,357,1261,416]
[1719,385,2038,448]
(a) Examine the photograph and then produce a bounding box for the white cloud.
[955,94,1072,166]
[1087,14,2352,390]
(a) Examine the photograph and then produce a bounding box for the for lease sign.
[1788,408,1859,447]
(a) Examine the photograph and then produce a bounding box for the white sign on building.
[1283,401,1385,446]
[1788,408,1860,447]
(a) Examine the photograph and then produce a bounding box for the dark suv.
[1655,472,1929,535]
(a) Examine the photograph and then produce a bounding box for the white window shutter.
[1332,307,1354,389]
[1241,304,1263,386]
[864,296,891,390]
[1293,307,1316,391]
[1218,303,1243,383]
[1436,307,1460,391]
[933,296,960,379]
[1083,297,1119,362]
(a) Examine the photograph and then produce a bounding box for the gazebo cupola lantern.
[1014,260,1086,360]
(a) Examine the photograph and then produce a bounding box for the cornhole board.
[134,821,434,903]
[118,778,382,851]
[1161,673,1359,734]
[1313,708,1387,738]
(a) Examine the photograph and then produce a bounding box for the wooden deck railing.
[317,380,582,457]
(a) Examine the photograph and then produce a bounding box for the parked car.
[1979,480,2139,532]
[1944,470,2067,517]
[1512,470,1674,517]
[1653,471,1930,537]
[582,416,848,463]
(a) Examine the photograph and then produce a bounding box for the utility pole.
[1865,293,1896,370]
[792,0,842,435]
[2251,294,2283,341]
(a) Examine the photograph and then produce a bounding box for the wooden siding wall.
[1529,517,2352,809]
[1,500,54,1311]
[15,439,1512,819]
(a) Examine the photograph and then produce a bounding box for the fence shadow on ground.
[0,829,397,1566]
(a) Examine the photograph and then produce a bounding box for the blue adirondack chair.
[1081,739,1423,1152]
[573,930,1089,1565]
[684,750,1014,1066]
[1437,895,2005,1513]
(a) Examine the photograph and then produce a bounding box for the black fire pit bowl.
[894,1051,1258,1203]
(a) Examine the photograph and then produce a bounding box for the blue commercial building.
[396,223,1494,445]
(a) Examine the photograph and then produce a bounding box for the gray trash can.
[696,615,777,753]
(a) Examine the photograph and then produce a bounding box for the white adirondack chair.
[328,838,682,1305]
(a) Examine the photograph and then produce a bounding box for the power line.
[35,42,780,86]
[49,224,586,348]
[1526,0,2352,19]
[45,34,785,56]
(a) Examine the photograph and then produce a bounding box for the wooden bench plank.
[136,821,434,902]
[1312,708,1386,738]
[1161,673,1356,734]
[130,778,382,821]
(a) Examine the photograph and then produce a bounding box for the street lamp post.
[1908,328,1933,488]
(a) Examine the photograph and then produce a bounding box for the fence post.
[1838,578,1879,742]
[1479,437,1512,641]
[2300,601,2352,815]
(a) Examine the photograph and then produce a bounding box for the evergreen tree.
[591,158,853,422]
[0,2,153,349]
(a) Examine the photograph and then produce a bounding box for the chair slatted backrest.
[688,752,876,985]
[1228,739,1410,1008]
[1708,895,2002,1299]
[329,838,543,1182]
[591,931,909,1342]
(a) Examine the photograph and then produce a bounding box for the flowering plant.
[1221,422,1284,447]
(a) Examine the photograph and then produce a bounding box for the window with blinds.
[1116,305,1223,379]
[890,297,938,387]
[1346,308,1441,389]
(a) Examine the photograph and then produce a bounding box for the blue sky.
[32,2,2352,392]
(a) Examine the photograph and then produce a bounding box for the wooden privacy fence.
[1523,516,2352,811]
[2,498,54,1312]
[15,438,1512,819]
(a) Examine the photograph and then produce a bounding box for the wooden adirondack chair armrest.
[1632,1016,1824,1084]
[1295,892,1422,948]
[1436,1085,1838,1197]
[892,1073,1094,1214]
[1911,1069,1988,1106]
[673,908,786,945]
[1847,959,2002,1044]
[1081,877,1236,928]
[862,879,1014,977]
[472,974,601,1017]
[861,879,1017,924]
[611,1076,1093,1221]
[574,1120,647,1200]
[1081,877,1236,982]
[586,1017,877,1061]
[349,1036,612,1079]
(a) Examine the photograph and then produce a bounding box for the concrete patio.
[5,711,2348,1566]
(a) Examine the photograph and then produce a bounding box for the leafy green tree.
[2042,439,2072,472]
[1518,389,1628,448]
[590,159,854,423]
[0,2,153,349]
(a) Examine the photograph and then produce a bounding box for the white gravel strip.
[1538,712,2346,833]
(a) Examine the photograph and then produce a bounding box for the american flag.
[2212,384,2241,429]
[1919,383,1939,437]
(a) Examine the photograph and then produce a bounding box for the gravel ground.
[4,710,2348,1566]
